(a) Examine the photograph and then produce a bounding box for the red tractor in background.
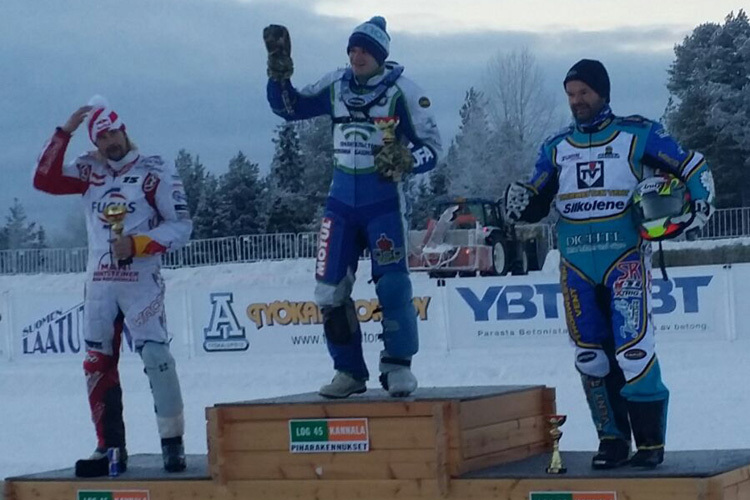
[408,197,546,278]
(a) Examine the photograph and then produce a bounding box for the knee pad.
[376,272,418,359]
[322,298,360,345]
[314,271,355,307]
[139,342,184,438]
[575,348,610,378]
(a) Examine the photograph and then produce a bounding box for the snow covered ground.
[1,249,749,486]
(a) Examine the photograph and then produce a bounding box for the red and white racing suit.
[34,128,193,354]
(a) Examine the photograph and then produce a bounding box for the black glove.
[374,142,414,182]
[504,182,532,222]
[263,24,293,81]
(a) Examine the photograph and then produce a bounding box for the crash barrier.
[0,261,743,363]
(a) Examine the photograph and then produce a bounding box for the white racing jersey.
[34,129,192,281]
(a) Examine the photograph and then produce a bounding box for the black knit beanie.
[563,59,610,103]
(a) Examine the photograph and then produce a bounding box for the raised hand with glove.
[263,24,293,81]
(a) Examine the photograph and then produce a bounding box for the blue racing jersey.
[267,62,442,208]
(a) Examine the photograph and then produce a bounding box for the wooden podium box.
[206,385,555,484]
[8,385,750,500]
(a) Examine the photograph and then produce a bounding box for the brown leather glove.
[263,24,293,81]
[374,142,414,182]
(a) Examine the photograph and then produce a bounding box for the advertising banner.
[10,288,188,361]
[445,265,728,349]
[189,279,445,357]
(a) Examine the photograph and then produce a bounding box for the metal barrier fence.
[0,208,747,275]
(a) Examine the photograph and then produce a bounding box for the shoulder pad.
[617,114,653,127]
[140,155,166,172]
[543,125,573,146]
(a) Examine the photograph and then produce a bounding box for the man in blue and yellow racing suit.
[264,16,442,398]
[505,59,715,469]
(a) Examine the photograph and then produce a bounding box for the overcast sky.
[1,0,744,241]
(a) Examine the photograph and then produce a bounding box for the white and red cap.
[86,95,126,144]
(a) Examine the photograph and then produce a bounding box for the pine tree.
[297,116,334,230]
[445,88,500,198]
[174,149,206,217]
[192,173,231,239]
[0,198,46,249]
[218,151,268,236]
[266,123,311,233]
[665,10,750,207]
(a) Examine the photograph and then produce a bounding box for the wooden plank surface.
[459,388,544,430]
[461,415,547,459]
[221,450,437,480]
[457,440,550,475]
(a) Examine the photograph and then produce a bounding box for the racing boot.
[591,439,630,469]
[75,446,128,477]
[379,353,417,397]
[319,371,367,399]
[628,400,667,469]
[161,436,187,472]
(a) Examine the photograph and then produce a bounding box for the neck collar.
[576,104,614,133]
[106,149,139,175]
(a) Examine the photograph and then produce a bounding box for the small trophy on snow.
[104,205,132,267]
[546,414,567,474]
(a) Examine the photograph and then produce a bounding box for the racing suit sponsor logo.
[143,172,160,192]
[203,292,249,352]
[78,163,92,182]
[614,298,642,338]
[316,217,333,278]
[657,151,681,169]
[418,96,431,108]
[624,349,647,360]
[597,146,620,159]
[372,233,404,266]
[577,351,597,363]
[412,146,434,168]
[561,153,581,161]
[92,189,136,224]
[576,160,604,188]
[613,261,643,298]
[561,199,627,215]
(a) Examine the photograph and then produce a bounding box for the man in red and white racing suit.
[33,98,192,476]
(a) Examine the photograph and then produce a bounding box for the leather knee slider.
[322,298,359,345]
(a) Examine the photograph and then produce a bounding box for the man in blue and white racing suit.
[505,60,715,468]
[264,16,442,398]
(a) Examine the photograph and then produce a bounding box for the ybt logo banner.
[448,271,723,347]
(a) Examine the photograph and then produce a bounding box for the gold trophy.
[374,116,400,144]
[373,116,406,181]
[104,205,132,266]
[546,415,567,474]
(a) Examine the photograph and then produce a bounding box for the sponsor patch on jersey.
[77,163,91,182]
[172,190,187,203]
[597,146,620,159]
[372,233,404,266]
[142,172,160,193]
[577,351,597,363]
[576,160,604,188]
[624,349,647,360]
[418,96,431,108]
